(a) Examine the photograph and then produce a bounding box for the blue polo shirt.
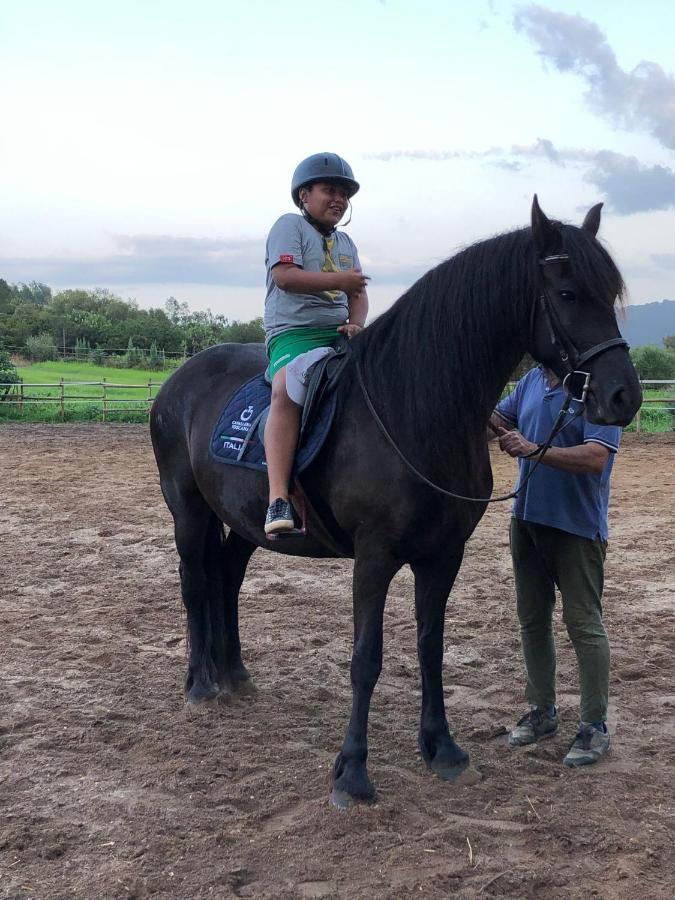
[495,368,621,541]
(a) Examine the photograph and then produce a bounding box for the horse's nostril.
[610,386,635,418]
[612,387,627,409]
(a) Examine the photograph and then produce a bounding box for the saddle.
[209,342,353,555]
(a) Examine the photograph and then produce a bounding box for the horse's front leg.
[330,549,401,808]
[412,550,470,780]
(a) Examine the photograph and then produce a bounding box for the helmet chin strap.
[300,199,353,234]
[300,205,335,236]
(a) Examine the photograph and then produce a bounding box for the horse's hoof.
[231,678,256,697]
[420,733,471,782]
[431,758,479,784]
[428,746,471,782]
[185,681,219,705]
[328,788,355,810]
[330,753,376,807]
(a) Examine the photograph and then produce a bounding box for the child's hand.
[337,323,363,339]
[339,268,370,296]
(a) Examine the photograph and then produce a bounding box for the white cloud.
[514,5,675,151]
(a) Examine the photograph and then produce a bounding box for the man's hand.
[497,426,539,458]
[337,323,363,339]
[339,268,370,297]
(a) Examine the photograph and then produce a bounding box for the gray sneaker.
[563,722,610,767]
[509,706,559,747]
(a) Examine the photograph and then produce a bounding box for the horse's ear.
[531,194,557,255]
[582,202,603,237]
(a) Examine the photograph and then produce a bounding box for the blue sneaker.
[264,497,294,535]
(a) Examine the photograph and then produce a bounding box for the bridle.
[354,251,629,504]
[533,252,628,405]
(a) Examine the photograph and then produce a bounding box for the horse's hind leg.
[216,529,256,693]
[172,497,223,703]
[412,550,470,780]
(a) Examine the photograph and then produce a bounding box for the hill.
[622,299,675,348]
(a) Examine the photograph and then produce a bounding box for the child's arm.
[348,288,368,328]
[272,264,367,297]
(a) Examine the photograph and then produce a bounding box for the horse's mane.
[351,222,625,471]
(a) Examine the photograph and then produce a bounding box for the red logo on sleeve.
[279,254,294,263]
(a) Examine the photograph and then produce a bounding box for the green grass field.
[1,360,178,422]
[624,388,675,433]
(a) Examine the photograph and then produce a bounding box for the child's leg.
[265,366,302,504]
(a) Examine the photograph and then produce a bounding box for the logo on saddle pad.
[229,404,255,435]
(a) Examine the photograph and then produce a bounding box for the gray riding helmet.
[291,153,360,207]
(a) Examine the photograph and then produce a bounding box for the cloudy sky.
[2,0,675,321]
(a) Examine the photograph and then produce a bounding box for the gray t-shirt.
[264,213,361,344]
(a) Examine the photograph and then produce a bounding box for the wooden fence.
[0,379,159,421]
[0,378,673,428]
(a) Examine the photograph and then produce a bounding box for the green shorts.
[267,326,342,378]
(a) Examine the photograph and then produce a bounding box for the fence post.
[19,382,24,414]
[636,407,641,434]
[59,378,65,421]
[147,380,153,420]
[102,378,107,422]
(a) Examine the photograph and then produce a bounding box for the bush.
[630,345,675,381]
[89,344,106,366]
[0,348,21,399]
[26,332,58,361]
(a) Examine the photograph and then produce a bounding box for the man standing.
[491,365,622,767]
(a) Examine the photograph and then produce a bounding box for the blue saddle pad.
[210,372,337,473]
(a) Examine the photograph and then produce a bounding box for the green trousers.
[509,517,609,723]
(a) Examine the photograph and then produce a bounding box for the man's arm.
[272,263,368,296]
[498,429,610,475]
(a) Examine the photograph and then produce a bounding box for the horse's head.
[529,196,642,426]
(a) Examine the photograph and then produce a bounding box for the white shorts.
[285,346,335,406]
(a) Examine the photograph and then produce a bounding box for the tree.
[165,297,190,324]
[74,337,91,361]
[223,317,265,343]
[124,337,142,368]
[0,278,12,314]
[14,281,52,306]
[148,341,161,369]
[89,344,106,366]
[664,335,675,352]
[630,344,675,380]
[26,332,58,361]
[0,346,21,399]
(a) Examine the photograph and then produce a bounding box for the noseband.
[533,253,628,402]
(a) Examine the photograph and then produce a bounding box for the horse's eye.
[559,290,576,302]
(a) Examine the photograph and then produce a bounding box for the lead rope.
[354,359,582,504]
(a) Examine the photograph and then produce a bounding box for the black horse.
[151,198,641,806]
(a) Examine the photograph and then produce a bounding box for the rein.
[355,358,574,504]
[354,251,623,505]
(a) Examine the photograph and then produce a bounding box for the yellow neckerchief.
[321,236,341,300]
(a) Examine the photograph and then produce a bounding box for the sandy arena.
[1,424,673,899]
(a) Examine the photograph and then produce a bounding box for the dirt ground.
[0,425,673,899]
